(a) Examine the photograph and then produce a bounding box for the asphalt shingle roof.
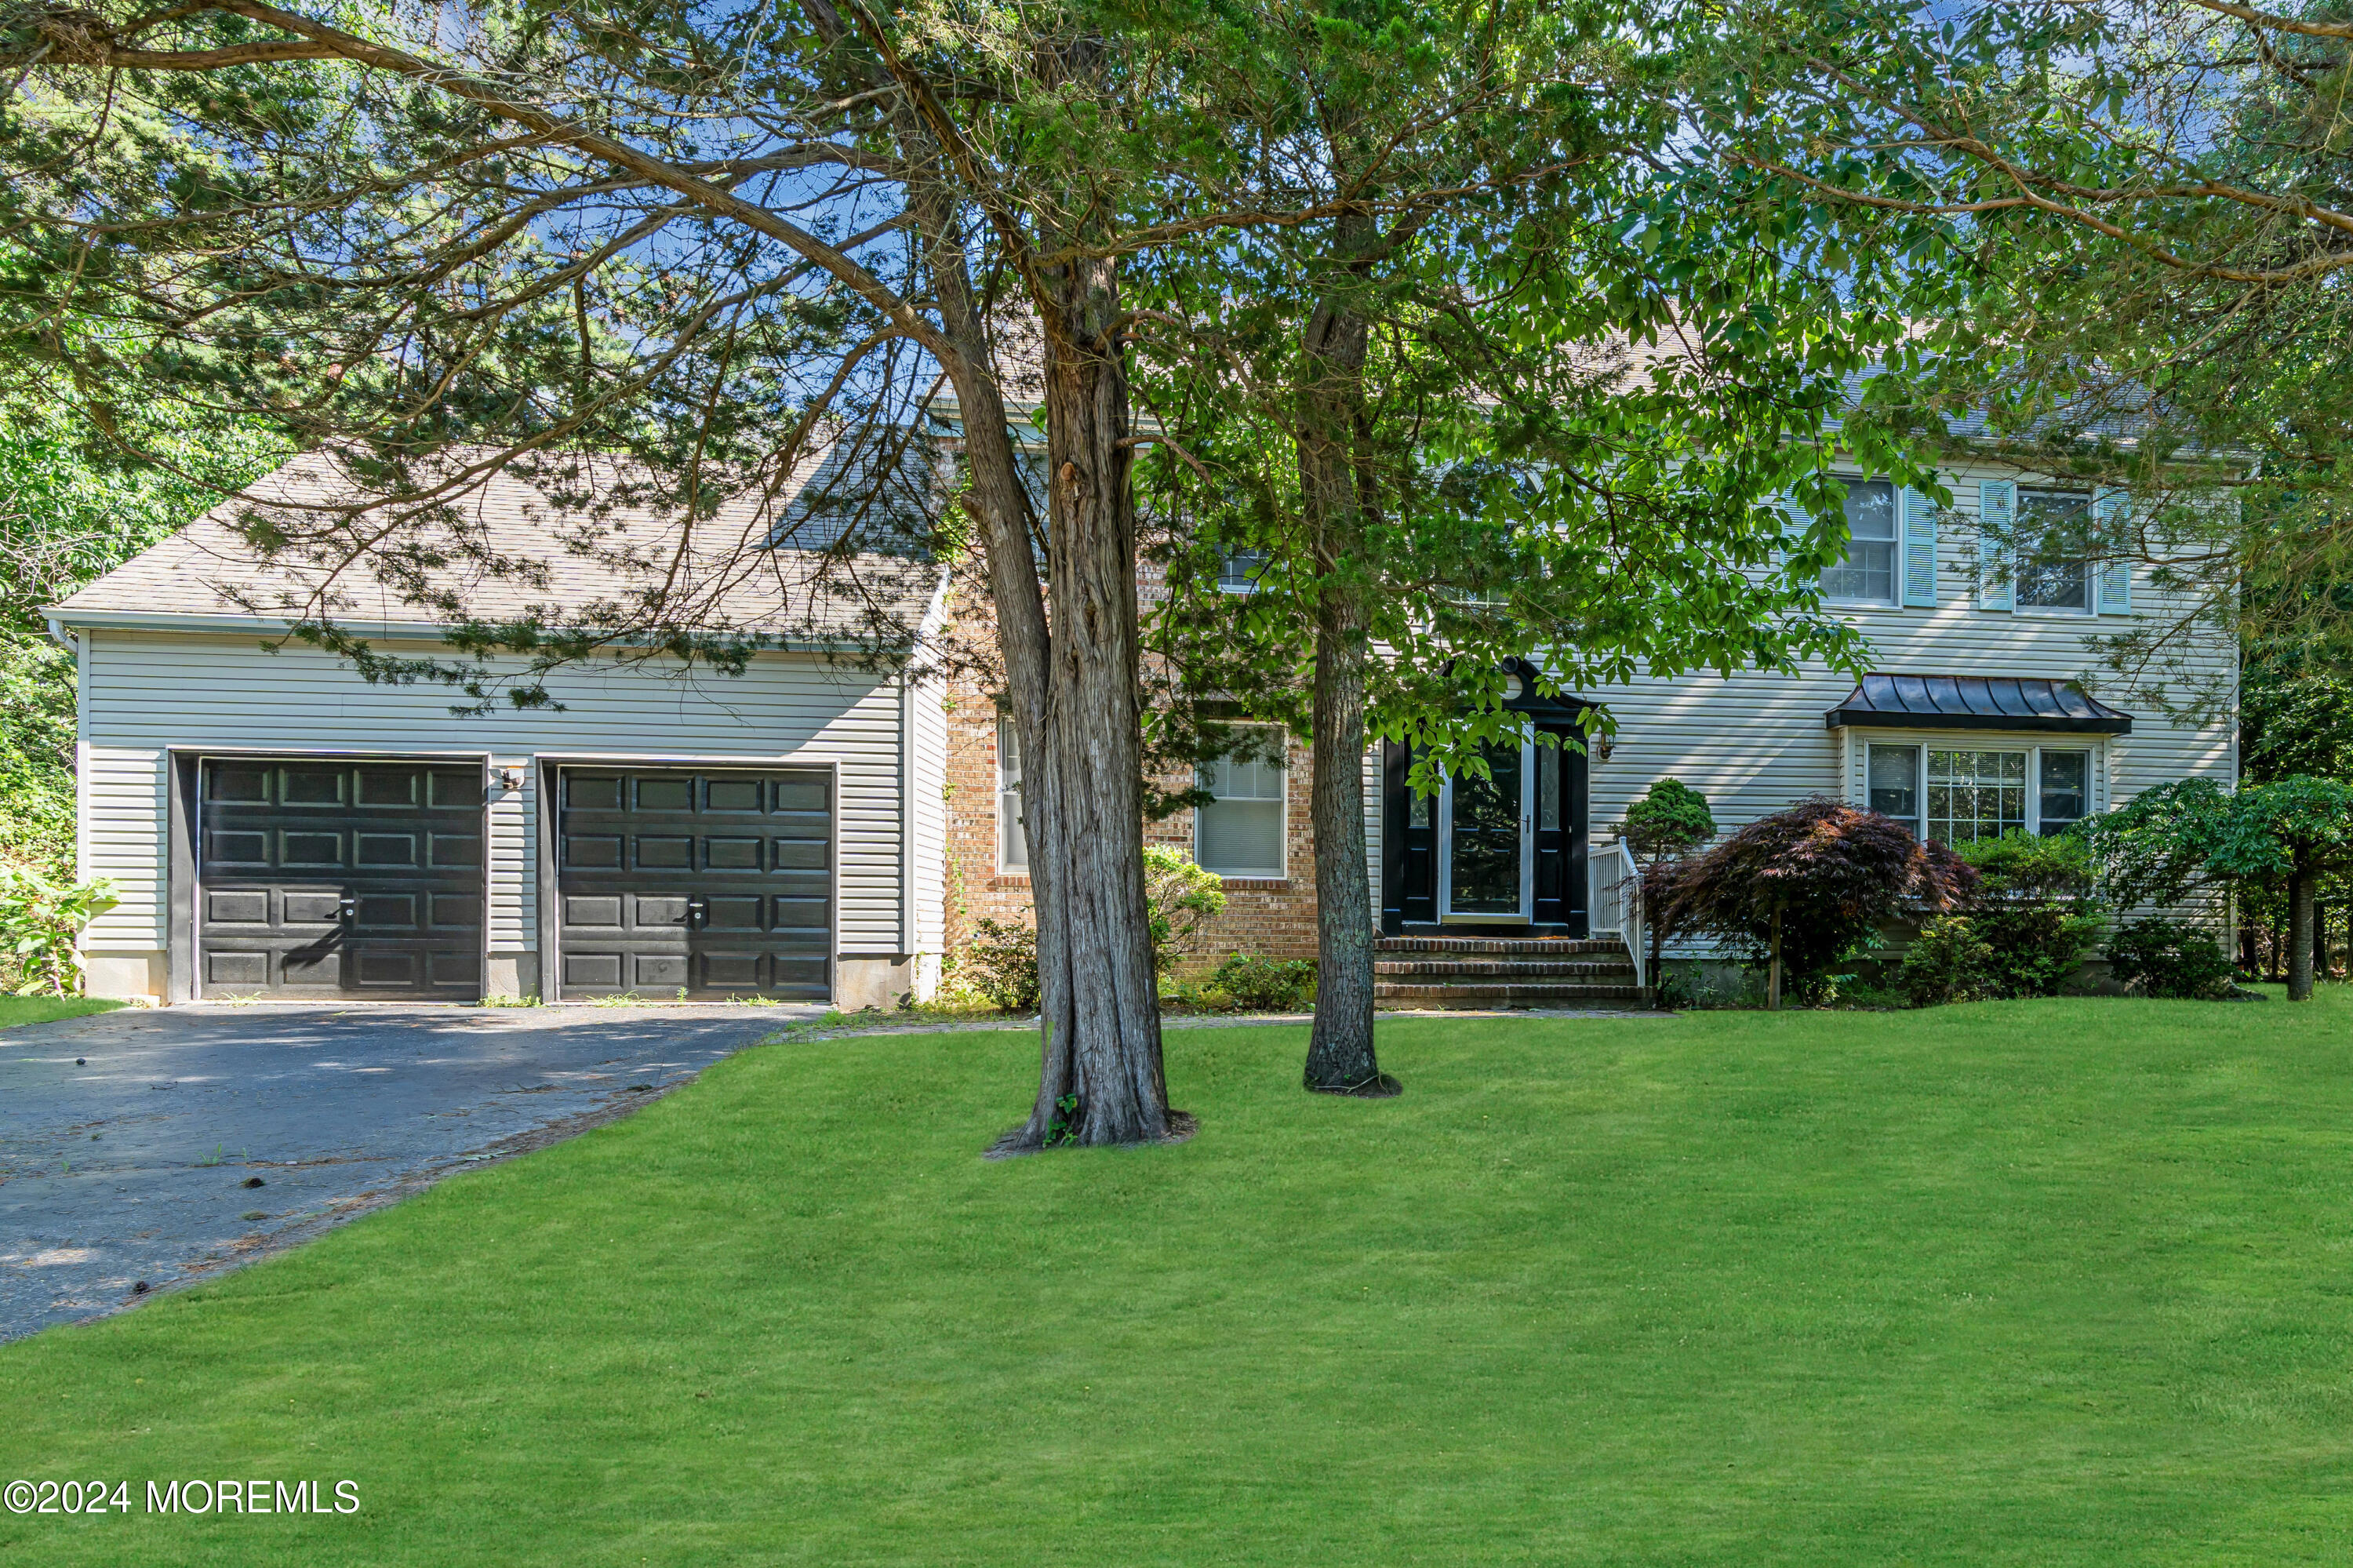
[50,443,944,642]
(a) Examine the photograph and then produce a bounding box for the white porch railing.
[1587,837,1646,991]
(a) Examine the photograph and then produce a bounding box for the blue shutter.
[1900,485,1938,607]
[1977,480,2015,612]
[2093,487,2132,615]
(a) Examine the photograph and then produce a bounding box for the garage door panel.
[565,896,623,927]
[430,833,480,868]
[356,833,417,868]
[704,778,763,812]
[632,954,690,988]
[565,834,623,868]
[357,769,419,807]
[703,837,762,870]
[355,893,420,930]
[198,759,483,1000]
[557,765,833,1001]
[635,836,693,869]
[209,831,271,865]
[700,953,763,988]
[281,949,341,986]
[704,896,764,930]
[282,831,344,868]
[280,767,347,807]
[430,893,480,929]
[635,896,691,927]
[282,890,344,923]
[564,952,624,987]
[205,950,271,987]
[206,890,269,924]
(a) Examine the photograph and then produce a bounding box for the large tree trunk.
[899,155,1169,1150]
[991,253,1178,1151]
[2288,869,2316,1002]
[1304,587,1388,1093]
[1296,267,1394,1097]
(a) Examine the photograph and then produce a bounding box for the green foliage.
[1898,916,1998,1008]
[1042,1093,1082,1149]
[2087,776,2353,908]
[0,867,116,997]
[1970,903,2108,1000]
[0,387,289,875]
[1699,0,2353,708]
[1956,829,2096,903]
[961,920,1041,1014]
[2108,918,2238,1001]
[1620,778,1716,864]
[2243,668,2353,785]
[1143,846,1227,977]
[1209,953,1317,1012]
[1659,798,1977,1006]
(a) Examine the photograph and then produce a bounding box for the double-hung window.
[1820,479,1900,606]
[1195,726,1287,878]
[2016,489,2093,612]
[1218,550,1269,593]
[1866,742,2093,845]
[996,717,1027,871]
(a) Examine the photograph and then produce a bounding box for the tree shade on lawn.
[8,996,2353,1565]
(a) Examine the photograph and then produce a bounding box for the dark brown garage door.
[555,766,832,1001]
[198,758,484,999]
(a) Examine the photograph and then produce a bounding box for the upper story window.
[1218,550,1268,593]
[2016,489,2093,612]
[996,717,1027,872]
[1820,479,1899,606]
[1195,726,1287,878]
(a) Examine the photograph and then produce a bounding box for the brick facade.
[940,660,1326,973]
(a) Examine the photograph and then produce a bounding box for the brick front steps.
[1373,934,1646,1009]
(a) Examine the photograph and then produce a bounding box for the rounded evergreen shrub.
[1210,953,1316,1011]
[2107,917,2236,999]
[1897,915,1997,1007]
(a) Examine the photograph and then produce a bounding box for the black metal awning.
[1823,674,2133,735]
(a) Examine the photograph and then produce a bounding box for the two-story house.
[48,449,2231,1008]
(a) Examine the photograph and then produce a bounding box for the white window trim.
[2013,488,2098,617]
[1194,724,1289,879]
[1853,731,2108,843]
[995,716,1027,874]
[1217,550,1268,595]
[1817,475,1902,609]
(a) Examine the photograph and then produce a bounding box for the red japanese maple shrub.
[1656,796,1977,1005]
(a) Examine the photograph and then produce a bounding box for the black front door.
[1531,725,1589,932]
[1382,706,1589,935]
[555,766,832,1000]
[197,757,484,999]
[1383,740,1437,927]
[1444,739,1526,916]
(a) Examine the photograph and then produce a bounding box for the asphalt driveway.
[0,1002,817,1343]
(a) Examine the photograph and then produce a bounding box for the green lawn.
[0,995,122,1029]
[9,994,2353,1565]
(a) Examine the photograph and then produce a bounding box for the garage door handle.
[337,895,357,922]
[688,896,708,929]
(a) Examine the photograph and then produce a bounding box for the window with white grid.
[1195,726,1287,878]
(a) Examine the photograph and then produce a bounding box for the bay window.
[1864,741,2094,846]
